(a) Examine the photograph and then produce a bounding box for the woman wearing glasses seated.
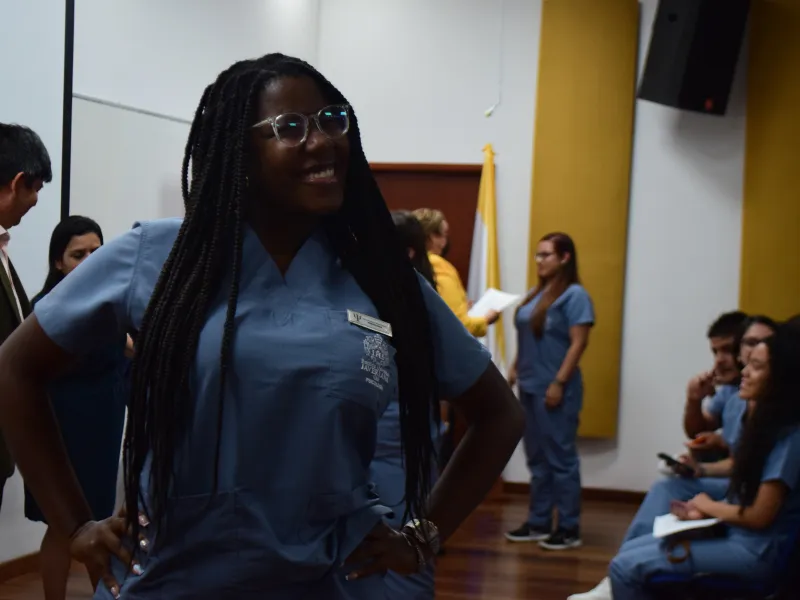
[0,54,523,600]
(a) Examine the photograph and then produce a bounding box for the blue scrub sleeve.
[416,274,492,398]
[563,285,595,328]
[761,428,800,489]
[705,387,732,418]
[34,224,143,355]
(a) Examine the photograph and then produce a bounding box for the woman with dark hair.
[0,54,523,600]
[608,325,800,599]
[506,232,594,550]
[391,210,435,288]
[413,208,499,336]
[370,210,441,599]
[785,313,800,332]
[24,216,129,600]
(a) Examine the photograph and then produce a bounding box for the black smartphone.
[658,452,696,478]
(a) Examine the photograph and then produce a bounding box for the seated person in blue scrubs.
[371,211,440,600]
[682,311,748,448]
[608,325,800,599]
[23,216,130,600]
[0,54,525,600]
[683,315,776,461]
[570,314,777,600]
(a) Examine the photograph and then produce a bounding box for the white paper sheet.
[652,513,721,539]
[467,288,521,318]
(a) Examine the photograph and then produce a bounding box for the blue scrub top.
[728,426,800,564]
[706,385,747,451]
[34,218,491,599]
[515,283,594,397]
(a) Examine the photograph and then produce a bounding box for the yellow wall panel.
[527,0,639,438]
[740,0,800,320]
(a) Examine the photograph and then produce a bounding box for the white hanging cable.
[485,0,506,117]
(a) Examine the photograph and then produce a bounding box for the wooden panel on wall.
[371,163,481,287]
[739,1,800,320]
[527,0,639,438]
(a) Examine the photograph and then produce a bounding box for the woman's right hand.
[69,517,138,598]
[507,364,517,387]
[484,309,500,325]
[686,431,726,453]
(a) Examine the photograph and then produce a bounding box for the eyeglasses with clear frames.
[251,104,351,147]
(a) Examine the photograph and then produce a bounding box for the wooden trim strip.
[502,481,645,505]
[369,163,481,174]
[0,552,39,584]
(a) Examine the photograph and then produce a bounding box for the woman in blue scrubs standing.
[0,54,524,600]
[506,232,594,550]
[24,216,129,600]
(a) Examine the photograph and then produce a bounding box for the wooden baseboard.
[0,551,39,583]
[503,481,645,505]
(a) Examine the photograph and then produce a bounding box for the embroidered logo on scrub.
[361,334,392,390]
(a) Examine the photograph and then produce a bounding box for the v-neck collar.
[242,225,335,291]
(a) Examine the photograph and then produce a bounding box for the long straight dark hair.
[123,54,439,541]
[33,216,103,305]
[730,325,800,509]
[517,232,580,338]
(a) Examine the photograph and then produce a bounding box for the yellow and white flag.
[467,144,506,370]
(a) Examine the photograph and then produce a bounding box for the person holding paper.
[505,232,594,551]
[607,325,800,599]
[412,208,499,336]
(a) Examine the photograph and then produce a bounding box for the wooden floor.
[0,495,635,599]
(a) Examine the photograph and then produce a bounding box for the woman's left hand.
[344,521,422,580]
[544,382,563,409]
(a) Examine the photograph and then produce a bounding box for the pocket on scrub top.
[326,311,398,413]
[144,491,241,593]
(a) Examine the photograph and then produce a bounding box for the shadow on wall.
[160,181,185,218]
[578,438,620,469]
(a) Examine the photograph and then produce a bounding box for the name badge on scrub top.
[347,310,393,338]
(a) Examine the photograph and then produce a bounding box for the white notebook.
[652,513,721,539]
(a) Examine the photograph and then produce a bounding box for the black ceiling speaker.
[638,0,750,116]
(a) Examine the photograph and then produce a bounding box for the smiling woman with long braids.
[0,54,523,599]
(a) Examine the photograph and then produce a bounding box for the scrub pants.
[609,533,774,599]
[623,477,730,543]
[520,389,581,531]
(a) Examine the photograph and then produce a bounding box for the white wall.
[317,0,541,357]
[502,0,748,490]
[0,0,65,561]
[74,0,321,121]
[69,99,190,239]
[70,0,321,235]
[0,1,66,293]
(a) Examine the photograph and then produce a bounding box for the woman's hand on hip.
[70,516,143,598]
[544,382,564,409]
[344,521,422,580]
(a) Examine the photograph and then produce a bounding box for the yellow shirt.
[429,253,487,338]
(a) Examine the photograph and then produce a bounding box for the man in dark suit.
[0,123,52,511]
